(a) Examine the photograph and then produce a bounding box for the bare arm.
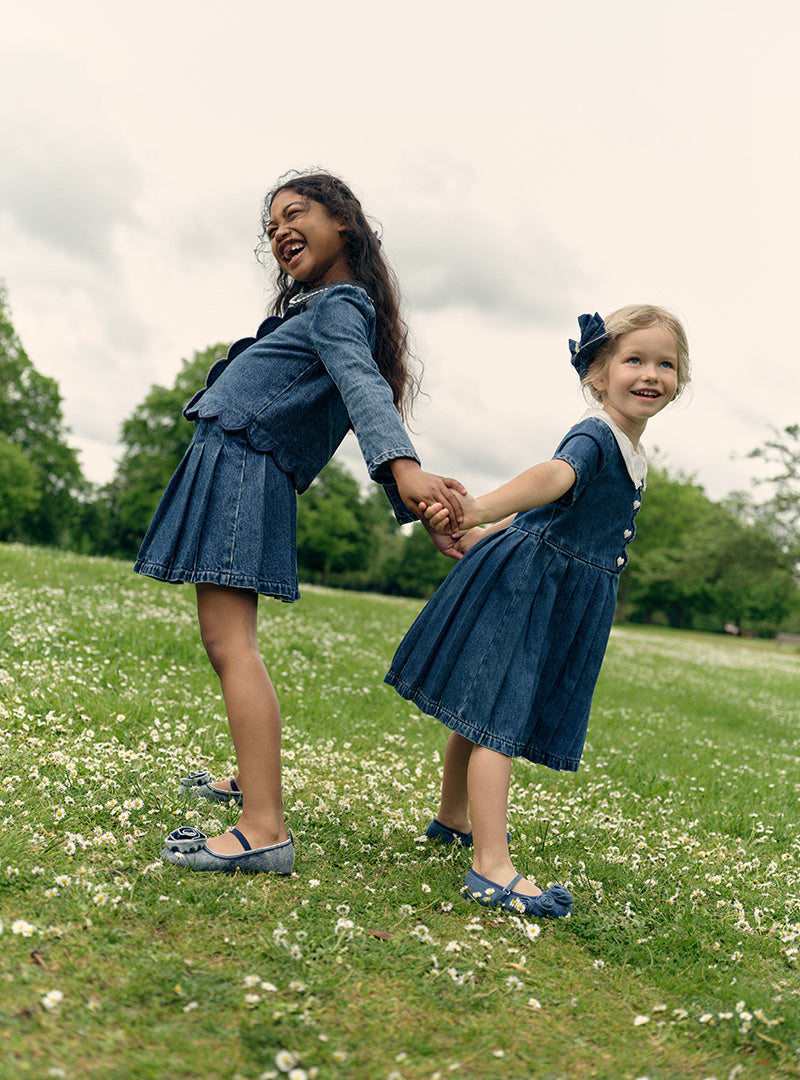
[426,459,576,533]
[471,459,576,523]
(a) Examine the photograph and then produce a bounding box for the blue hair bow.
[569,312,608,379]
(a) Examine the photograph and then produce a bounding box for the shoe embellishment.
[463,869,573,919]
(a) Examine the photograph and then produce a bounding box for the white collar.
[580,408,648,488]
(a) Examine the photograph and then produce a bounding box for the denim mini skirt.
[134,419,299,601]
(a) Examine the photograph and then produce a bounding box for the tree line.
[2,282,799,636]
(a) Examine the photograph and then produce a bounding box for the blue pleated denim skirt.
[134,419,299,601]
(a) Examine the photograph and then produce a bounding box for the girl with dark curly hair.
[136,170,465,874]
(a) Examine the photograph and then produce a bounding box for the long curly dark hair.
[255,170,419,419]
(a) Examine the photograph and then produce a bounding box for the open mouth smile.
[280,240,305,265]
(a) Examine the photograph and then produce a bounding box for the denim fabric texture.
[134,422,300,600]
[135,282,423,599]
[183,283,419,523]
[385,417,644,771]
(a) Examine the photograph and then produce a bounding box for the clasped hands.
[418,490,484,560]
[389,460,482,560]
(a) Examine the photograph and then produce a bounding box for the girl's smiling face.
[591,324,678,446]
[266,189,352,286]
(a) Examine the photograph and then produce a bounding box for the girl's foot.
[178,771,243,806]
[204,809,289,856]
[471,862,542,897]
[210,778,240,793]
[207,778,243,802]
[163,826,294,875]
[200,777,244,806]
[500,874,542,899]
[463,869,572,918]
[425,819,512,848]
[426,818,473,846]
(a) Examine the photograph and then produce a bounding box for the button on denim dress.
[385,417,644,772]
[134,283,419,601]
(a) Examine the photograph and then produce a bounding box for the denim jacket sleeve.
[308,289,418,479]
[307,288,419,523]
[182,286,420,526]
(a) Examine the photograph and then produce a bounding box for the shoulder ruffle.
[183,316,283,419]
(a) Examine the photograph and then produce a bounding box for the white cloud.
[0,48,142,260]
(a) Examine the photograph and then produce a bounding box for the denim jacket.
[184,283,420,523]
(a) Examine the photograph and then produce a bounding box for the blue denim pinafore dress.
[385,417,644,772]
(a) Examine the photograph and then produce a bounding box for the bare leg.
[195,583,288,855]
[435,731,474,834]
[468,745,541,898]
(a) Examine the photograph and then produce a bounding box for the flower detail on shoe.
[178,770,214,793]
[463,869,573,919]
[177,771,244,806]
[165,825,207,853]
[161,827,295,875]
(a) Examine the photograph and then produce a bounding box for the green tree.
[746,424,800,557]
[380,521,452,598]
[622,464,718,627]
[624,462,799,635]
[344,485,405,592]
[296,462,413,589]
[296,462,373,586]
[0,434,41,536]
[0,283,86,545]
[103,344,227,555]
[708,514,796,634]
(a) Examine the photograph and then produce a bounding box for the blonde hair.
[582,305,691,404]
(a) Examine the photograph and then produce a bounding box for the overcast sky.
[2,0,797,503]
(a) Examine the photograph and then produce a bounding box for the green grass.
[1,541,799,1080]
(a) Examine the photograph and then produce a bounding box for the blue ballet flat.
[463,868,573,918]
[425,819,511,848]
[179,769,214,793]
[161,826,294,874]
[178,771,244,806]
[426,818,473,846]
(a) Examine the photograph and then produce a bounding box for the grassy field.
[1,541,799,1080]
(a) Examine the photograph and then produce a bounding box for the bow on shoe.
[463,869,573,918]
[164,825,207,853]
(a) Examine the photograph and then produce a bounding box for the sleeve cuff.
[382,482,418,525]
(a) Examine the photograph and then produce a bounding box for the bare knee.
[196,585,259,677]
[199,623,234,676]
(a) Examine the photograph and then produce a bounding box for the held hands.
[421,459,578,535]
[423,490,482,534]
[410,457,577,561]
[390,459,482,560]
[421,498,483,561]
[452,527,486,555]
[421,519,466,560]
[391,460,467,530]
